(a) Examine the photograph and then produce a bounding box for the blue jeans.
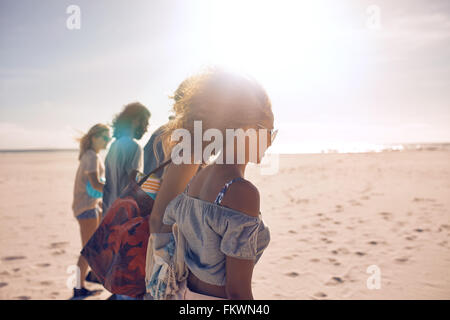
[76,207,99,220]
[115,294,138,300]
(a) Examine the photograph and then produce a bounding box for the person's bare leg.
[76,218,98,288]
[91,209,102,280]
[97,205,103,226]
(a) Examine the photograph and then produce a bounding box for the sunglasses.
[257,124,278,144]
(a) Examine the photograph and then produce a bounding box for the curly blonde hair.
[159,67,273,162]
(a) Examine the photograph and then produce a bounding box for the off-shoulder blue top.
[162,178,270,286]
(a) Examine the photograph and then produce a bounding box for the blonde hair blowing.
[77,123,110,160]
[160,67,273,160]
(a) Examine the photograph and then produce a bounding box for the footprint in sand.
[1,256,26,262]
[331,248,350,255]
[15,296,31,300]
[49,242,69,249]
[405,235,417,241]
[313,292,327,298]
[52,250,66,256]
[321,237,333,244]
[286,272,299,277]
[310,258,320,263]
[325,276,344,286]
[438,241,448,247]
[368,241,378,245]
[396,221,407,227]
[395,257,409,264]
[40,281,53,286]
[288,230,297,234]
[379,212,392,221]
[355,251,366,256]
[0,282,8,289]
[36,263,51,268]
[327,258,341,266]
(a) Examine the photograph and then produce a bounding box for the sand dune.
[0,150,449,299]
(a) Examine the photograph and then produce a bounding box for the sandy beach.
[0,150,449,300]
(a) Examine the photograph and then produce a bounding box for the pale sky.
[1,0,449,152]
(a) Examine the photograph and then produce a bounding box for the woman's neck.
[210,162,247,178]
[92,146,100,154]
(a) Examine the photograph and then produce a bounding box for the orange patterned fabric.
[81,180,154,298]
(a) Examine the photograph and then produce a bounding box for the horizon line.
[1,141,450,154]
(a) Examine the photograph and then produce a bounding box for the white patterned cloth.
[145,224,189,300]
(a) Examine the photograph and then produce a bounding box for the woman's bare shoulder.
[220,179,260,218]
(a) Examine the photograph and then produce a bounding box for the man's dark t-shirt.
[143,125,166,178]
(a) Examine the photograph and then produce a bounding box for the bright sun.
[188,0,373,154]
[199,0,344,84]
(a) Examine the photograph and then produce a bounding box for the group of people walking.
[71,67,276,300]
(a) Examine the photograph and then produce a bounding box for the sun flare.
[199,1,350,84]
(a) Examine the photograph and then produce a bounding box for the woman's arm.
[149,163,199,233]
[87,172,104,192]
[225,257,255,300]
[222,179,260,299]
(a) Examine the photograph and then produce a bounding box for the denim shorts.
[76,207,99,220]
